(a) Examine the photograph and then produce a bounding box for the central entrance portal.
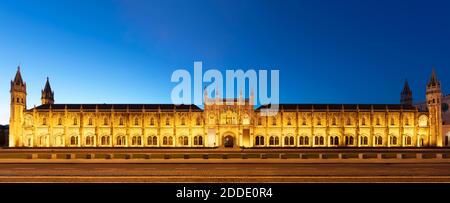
[223,135,234,148]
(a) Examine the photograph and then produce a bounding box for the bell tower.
[426,68,443,147]
[9,66,27,147]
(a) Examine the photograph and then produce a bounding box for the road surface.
[0,163,449,182]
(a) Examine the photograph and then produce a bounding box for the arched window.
[332,117,336,125]
[275,137,279,145]
[153,136,158,145]
[194,136,203,146]
[390,117,395,126]
[272,117,277,126]
[346,118,351,125]
[287,117,292,125]
[181,117,186,125]
[58,118,62,125]
[39,136,47,146]
[147,136,154,145]
[88,117,93,125]
[314,136,319,145]
[255,136,260,146]
[305,137,309,145]
[169,136,174,145]
[119,117,124,126]
[166,117,170,126]
[70,136,78,146]
[196,117,201,125]
[345,136,353,145]
[299,136,304,145]
[284,137,289,145]
[86,136,94,146]
[317,117,321,125]
[137,136,142,145]
[42,117,47,125]
[361,117,366,126]
[375,136,383,145]
[269,136,275,145]
[132,136,137,145]
[405,136,412,146]
[150,118,155,126]
[104,117,108,125]
[135,118,139,126]
[289,136,294,145]
[163,136,168,145]
[360,136,368,146]
[330,136,339,146]
[405,118,409,126]
[258,118,262,125]
[184,136,188,146]
[73,117,78,125]
[376,117,380,126]
[302,117,307,125]
[101,136,107,145]
[390,136,398,145]
[319,136,324,145]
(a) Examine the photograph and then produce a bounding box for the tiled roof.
[29,104,203,112]
[255,104,418,112]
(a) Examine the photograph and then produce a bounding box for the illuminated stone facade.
[9,68,447,148]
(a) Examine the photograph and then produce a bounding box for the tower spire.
[427,67,440,88]
[13,65,24,86]
[41,77,54,105]
[400,79,412,105]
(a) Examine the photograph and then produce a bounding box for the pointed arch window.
[104,117,108,125]
[181,117,186,125]
[287,117,292,126]
[58,118,62,125]
[196,117,201,126]
[150,117,155,126]
[88,117,93,125]
[361,117,366,126]
[119,117,124,126]
[135,118,139,126]
[165,117,170,126]
[73,117,77,125]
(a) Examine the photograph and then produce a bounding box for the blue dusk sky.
[1,0,450,124]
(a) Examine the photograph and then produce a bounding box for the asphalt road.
[0,163,450,182]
